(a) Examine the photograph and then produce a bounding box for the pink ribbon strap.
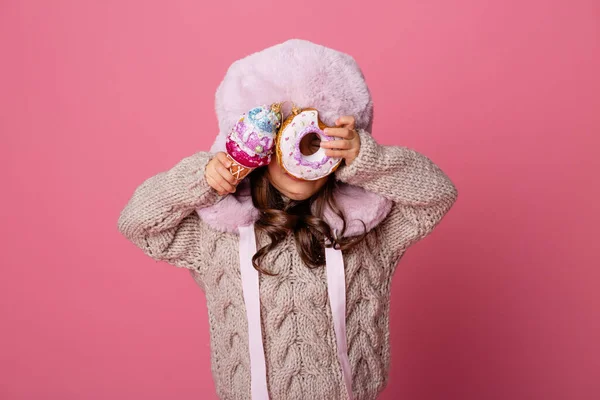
[325,239,354,400]
[238,225,270,399]
[238,224,353,399]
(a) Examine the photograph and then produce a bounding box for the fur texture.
[200,39,392,237]
[210,39,374,154]
[196,178,393,236]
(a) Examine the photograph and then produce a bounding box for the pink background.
[1,1,599,399]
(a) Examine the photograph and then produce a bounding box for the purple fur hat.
[210,39,374,154]
[199,39,391,236]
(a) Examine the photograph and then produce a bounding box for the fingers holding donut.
[320,138,352,149]
[323,127,355,140]
[335,115,356,130]
[321,116,361,166]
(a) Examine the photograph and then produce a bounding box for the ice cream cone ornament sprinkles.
[225,103,283,181]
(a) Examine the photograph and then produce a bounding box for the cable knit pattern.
[117,151,224,265]
[118,132,457,400]
[336,129,459,267]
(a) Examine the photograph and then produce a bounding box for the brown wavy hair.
[248,167,368,275]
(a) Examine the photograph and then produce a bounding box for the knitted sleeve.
[334,129,458,263]
[117,151,225,269]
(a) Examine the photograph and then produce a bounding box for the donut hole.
[299,132,321,156]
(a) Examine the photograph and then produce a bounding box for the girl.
[118,39,457,400]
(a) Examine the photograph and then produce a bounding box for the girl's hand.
[320,116,361,166]
[205,152,239,195]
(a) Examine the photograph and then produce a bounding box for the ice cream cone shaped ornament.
[225,103,282,181]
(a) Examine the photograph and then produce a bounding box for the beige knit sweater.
[118,130,457,400]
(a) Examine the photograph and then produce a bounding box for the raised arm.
[117,151,225,267]
[334,130,458,261]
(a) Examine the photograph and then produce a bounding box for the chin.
[280,185,315,201]
[286,191,312,201]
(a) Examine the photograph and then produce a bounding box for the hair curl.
[248,167,367,275]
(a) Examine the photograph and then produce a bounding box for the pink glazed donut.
[275,108,343,181]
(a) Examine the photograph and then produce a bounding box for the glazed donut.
[275,108,343,181]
